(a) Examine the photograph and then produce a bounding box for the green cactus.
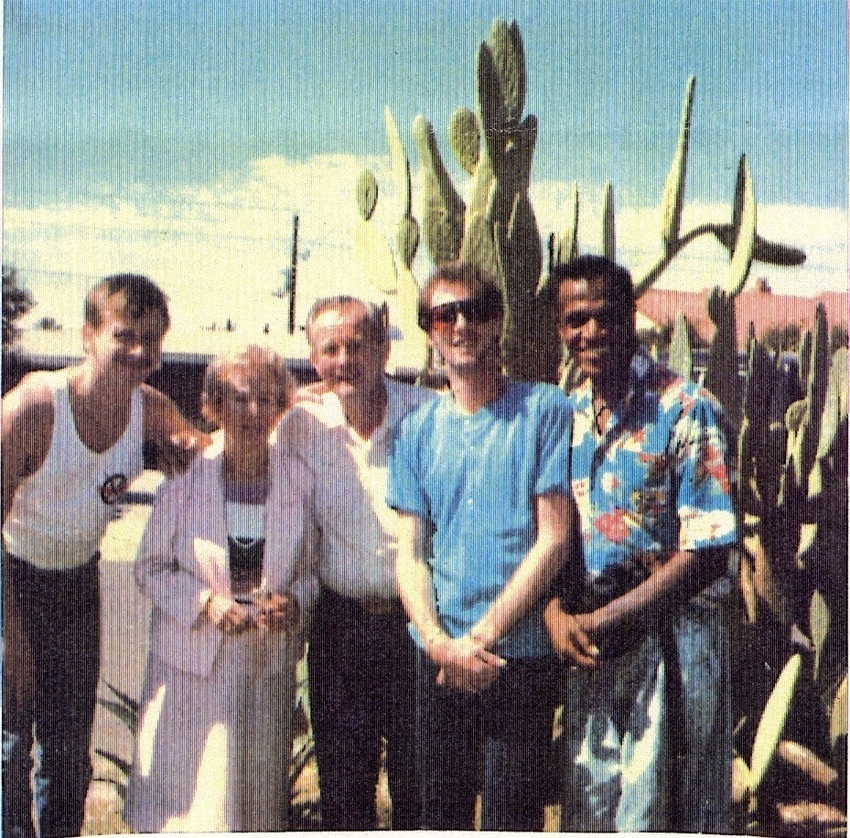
[356,169,378,221]
[384,106,412,218]
[634,79,802,299]
[396,217,420,271]
[413,115,465,266]
[449,108,480,175]
[728,155,757,298]
[659,75,695,257]
[410,18,558,382]
[668,311,693,380]
[602,182,616,263]
[705,286,740,420]
[551,182,580,269]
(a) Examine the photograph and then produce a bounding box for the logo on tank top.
[100,473,129,505]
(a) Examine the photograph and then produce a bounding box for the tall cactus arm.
[668,311,694,380]
[555,181,580,266]
[384,106,412,217]
[412,114,466,265]
[540,182,580,299]
[486,18,526,125]
[356,170,379,221]
[633,220,804,299]
[728,155,757,298]
[713,227,806,267]
[602,182,616,263]
[660,75,696,257]
[449,107,480,175]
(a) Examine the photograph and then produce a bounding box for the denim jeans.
[415,647,557,831]
[307,588,420,830]
[2,554,100,838]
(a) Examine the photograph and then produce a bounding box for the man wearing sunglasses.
[388,262,576,831]
[544,255,736,831]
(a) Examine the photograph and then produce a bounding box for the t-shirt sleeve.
[534,387,574,499]
[387,413,429,518]
[673,392,738,551]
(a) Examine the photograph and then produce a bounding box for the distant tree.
[3,264,34,351]
[225,318,234,332]
[830,323,849,352]
[36,316,62,331]
[762,323,801,354]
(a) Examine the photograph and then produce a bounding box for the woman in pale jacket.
[125,345,318,832]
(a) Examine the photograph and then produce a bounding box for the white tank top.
[3,369,145,569]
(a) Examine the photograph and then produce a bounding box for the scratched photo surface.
[2,1,847,834]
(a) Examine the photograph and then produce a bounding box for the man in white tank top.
[2,274,206,838]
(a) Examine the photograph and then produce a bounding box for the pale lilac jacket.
[135,435,319,677]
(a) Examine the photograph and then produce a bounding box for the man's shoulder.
[280,397,341,433]
[395,388,443,437]
[507,379,571,416]
[649,360,725,419]
[387,377,438,420]
[2,370,60,428]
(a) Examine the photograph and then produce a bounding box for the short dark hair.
[417,262,504,331]
[551,255,635,312]
[305,295,388,345]
[84,273,171,330]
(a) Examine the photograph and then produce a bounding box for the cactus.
[413,115,465,266]
[449,107,480,175]
[549,181,580,271]
[408,18,560,382]
[356,170,378,221]
[351,111,429,372]
[749,653,802,792]
[705,286,740,419]
[728,155,757,298]
[668,311,693,380]
[659,76,695,257]
[602,182,615,263]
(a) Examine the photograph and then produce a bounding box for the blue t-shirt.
[387,380,573,658]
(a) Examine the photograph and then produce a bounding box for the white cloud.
[5,154,847,355]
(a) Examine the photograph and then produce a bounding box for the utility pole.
[288,214,299,334]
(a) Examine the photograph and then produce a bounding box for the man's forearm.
[395,513,448,647]
[471,491,573,648]
[593,546,728,636]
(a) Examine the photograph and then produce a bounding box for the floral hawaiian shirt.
[568,347,737,586]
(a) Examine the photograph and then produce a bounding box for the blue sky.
[6,0,847,208]
[3,0,847,347]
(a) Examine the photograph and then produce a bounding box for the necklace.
[592,396,609,434]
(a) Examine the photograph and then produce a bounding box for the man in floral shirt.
[544,255,737,832]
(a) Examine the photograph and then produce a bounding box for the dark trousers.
[2,554,101,838]
[307,588,421,830]
[415,647,557,832]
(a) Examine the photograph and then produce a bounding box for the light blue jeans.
[560,587,732,832]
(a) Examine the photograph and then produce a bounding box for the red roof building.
[636,279,848,348]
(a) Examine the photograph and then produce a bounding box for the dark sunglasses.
[423,297,503,331]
